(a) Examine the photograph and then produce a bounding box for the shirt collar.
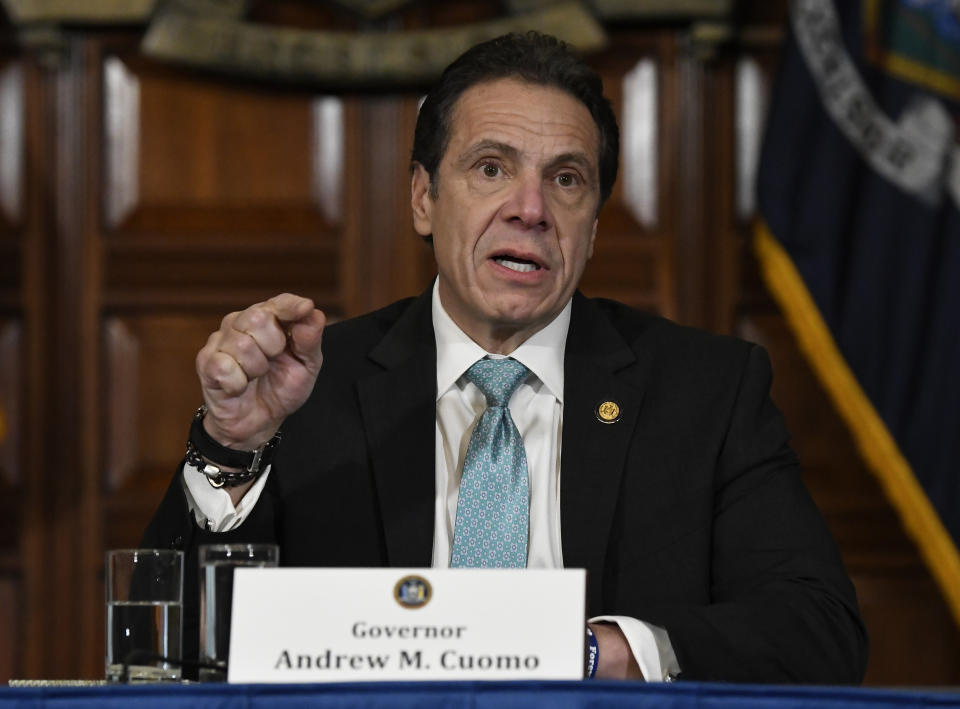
[432,280,570,402]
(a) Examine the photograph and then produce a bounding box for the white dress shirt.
[431,283,566,570]
[183,282,680,680]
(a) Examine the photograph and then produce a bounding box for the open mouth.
[492,254,542,273]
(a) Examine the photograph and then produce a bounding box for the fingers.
[197,293,326,395]
[200,348,251,397]
[229,293,314,358]
[287,308,326,371]
[196,321,251,397]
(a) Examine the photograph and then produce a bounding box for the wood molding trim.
[0,320,21,488]
[0,62,24,226]
[102,56,140,228]
[102,318,139,493]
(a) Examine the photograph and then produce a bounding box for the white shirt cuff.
[181,462,272,532]
[588,615,681,682]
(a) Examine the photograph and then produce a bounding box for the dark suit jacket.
[143,288,868,683]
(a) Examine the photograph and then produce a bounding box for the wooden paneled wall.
[0,0,957,684]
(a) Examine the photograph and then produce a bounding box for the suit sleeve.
[640,345,868,683]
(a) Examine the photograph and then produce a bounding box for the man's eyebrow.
[546,151,596,174]
[456,140,520,164]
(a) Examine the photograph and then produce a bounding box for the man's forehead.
[445,78,600,164]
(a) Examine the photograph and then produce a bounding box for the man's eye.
[481,163,501,178]
[556,173,578,187]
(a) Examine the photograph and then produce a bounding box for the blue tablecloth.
[2,681,960,709]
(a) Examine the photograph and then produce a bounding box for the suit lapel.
[561,293,651,612]
[357,288,437,567]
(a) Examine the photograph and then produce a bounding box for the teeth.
[494,257,538,273]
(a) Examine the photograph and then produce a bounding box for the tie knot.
[465,358,529,407]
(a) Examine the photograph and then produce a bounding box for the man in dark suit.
[143,32,867,682]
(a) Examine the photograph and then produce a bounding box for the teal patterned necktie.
[451,357,530,568]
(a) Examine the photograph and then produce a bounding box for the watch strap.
[185,406,280,488]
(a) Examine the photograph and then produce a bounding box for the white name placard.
[228,568,586,682]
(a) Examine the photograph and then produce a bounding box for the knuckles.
[199,294,320,404]
[231,330,259,358]
[221,311,240,329]
[274,292,312,310]
[207,351,240,381]
[240,306,272,332]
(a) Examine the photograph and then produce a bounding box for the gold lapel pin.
[595,400,621,424]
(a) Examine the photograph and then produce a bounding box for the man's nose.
[503,172,552,230]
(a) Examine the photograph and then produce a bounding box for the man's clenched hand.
[196,293,326,450]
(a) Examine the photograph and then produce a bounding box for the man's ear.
[411,163,434,237]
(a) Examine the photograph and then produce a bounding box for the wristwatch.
[184,405,281,488]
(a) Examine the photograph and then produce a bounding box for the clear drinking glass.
[198,543,279,681]
[105,548,184,682]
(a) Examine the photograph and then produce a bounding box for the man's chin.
[486,305,557,335]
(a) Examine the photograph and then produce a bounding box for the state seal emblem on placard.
[394,575,432,609]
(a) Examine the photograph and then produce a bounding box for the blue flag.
[755,0,960,623]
